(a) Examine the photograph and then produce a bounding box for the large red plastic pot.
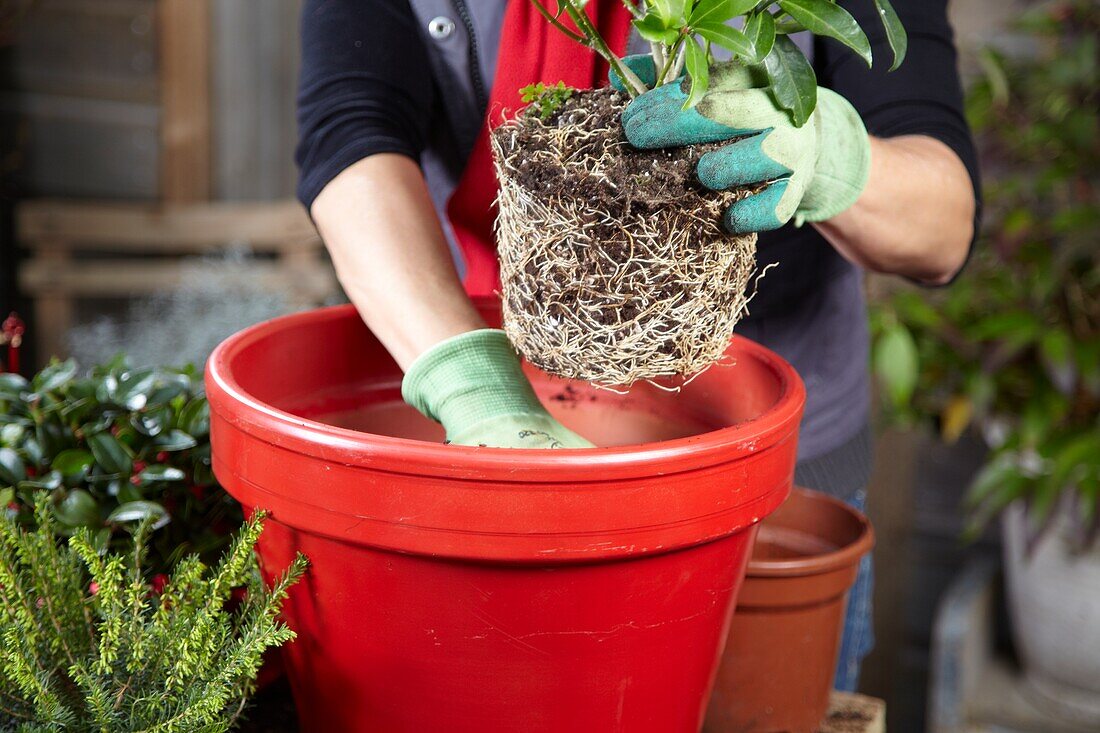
[206,301,804,733]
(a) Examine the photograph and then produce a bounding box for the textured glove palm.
[402,329,593,449]
[615,56,870,233]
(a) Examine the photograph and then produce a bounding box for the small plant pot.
[206,299,804,733]
[704,487,874,733]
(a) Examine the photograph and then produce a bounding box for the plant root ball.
[490,87,758,389]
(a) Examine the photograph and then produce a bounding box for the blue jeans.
[794,425,874,692]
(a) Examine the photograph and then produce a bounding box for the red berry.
[130,475,141,485]
[132,461,147,473]
[156,451,169,462]
[25,466,37,477]
[151,574,169,595]
[89,582,100,595]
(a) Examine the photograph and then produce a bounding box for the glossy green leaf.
[33,359,78,392]
[115,368,157,410]
[872,0,907,70]
[131,406,171,437]
[694,21,755,59]
[777,0,872,67]
[762,34,817,127]
[743,11,776,62]
[682,36,710,109]
[689,0,758,25]
[0,373,27,397]
[53,488,100,528]
[52,449,95,478]
[179,398,211,438]
[773,14,807,34]
[107,500,170,529]
[649,0,687,24]
[874,323,919,409]
[139,465,186,483]
[633,15,679,44]
[0,447,26,486]
[87,431,132,476]
[155,430,198,452]
[0,423,25,448]
[19,470,62,491]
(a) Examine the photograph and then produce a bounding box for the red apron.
[445,0,633,298]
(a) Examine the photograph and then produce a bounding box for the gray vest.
[406,1,868,461]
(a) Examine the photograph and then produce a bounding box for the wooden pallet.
[822,692,886,733]
[16,198,336,361]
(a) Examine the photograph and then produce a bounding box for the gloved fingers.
[698,87,798,132]
[696,131,792,190]
[449,414,595,449]
[609,54,658,92]
[622,80,759,149]
[721,177,803,234]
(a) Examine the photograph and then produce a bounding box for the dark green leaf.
[773,14,806,34]
[872,0,907,70]
[689,0,757,25]
[118,481,144,503]
[0,423,25,447]
[95,375,119,404]
[53,488,100,528]
[682,36,710,109]
[131,406,171,437]
[694,21,755,58]
[0,372,28,397]
[139,465,186,483]
[178,398,210,438]
[0,447,26,486]
[107,500,170,529]
[52,449,95,478]
[777,0,872,67]
[762,35,817,126]
[743,11,776,62]
[18,470,62,491]
[87,431,133,476]
[33,359,78,392]
[1040,330,1076,394]
[115,368,157,410]
[155,430,198,452]
[146,374,191,408]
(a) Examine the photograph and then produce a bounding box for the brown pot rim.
[746,486,875,578]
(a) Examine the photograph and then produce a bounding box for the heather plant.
[0,498,305,732]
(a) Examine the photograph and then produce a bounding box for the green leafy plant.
[529,0,907,122]
[871,0,1099,549]
[0,498,306,732]
[0,356,242,573]
[520,81,577,120]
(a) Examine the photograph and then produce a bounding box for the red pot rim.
[746,487,875,577]
[205,303,806,484]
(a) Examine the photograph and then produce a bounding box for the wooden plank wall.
[211,0,301,201]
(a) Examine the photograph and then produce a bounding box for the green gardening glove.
[613,55,870,233]
[402,329,594,449]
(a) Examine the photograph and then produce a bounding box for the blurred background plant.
[0,355,242,573]
[870,0,1099,550]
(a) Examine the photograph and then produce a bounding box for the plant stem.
[527,0,586,44]
[656,34,688,86]
[555,0,648,95]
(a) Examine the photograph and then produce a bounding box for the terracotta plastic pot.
[206,301,804,733]
[705,487,874,733]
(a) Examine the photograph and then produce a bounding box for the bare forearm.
[310,154,485,370]
[815,135,976,285]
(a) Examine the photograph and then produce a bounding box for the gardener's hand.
[612,55,870,234]
[402,329,594,449]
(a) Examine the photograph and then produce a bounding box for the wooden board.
[18,199,319,251]
[158,0,211,201]
[211,0,300,200]
[822,692,886,733]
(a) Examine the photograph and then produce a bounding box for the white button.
[428,16,456,40]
